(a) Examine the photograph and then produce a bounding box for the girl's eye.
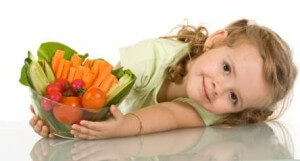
[223,63,231,74]
[230,92,238,105]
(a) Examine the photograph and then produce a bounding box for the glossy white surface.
[1,0,299,161]
[1,120,299,161]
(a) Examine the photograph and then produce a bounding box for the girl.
[29,19,297,140]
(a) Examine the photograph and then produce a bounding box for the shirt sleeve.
[119,38,189,90]
[172,97,224,126]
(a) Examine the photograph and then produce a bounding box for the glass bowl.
[30,89,111,139]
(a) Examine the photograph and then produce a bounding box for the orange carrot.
[61,60,71,80]
[73,66,84,80]
[70,54,83,67]
[83,59,91,68]
[82,72,97,89]
[99,74,117,93]
[82,66,91,79]
[110,75,118,88]
[67,67,76,83]
[51,50,65,73]
[55,59,65,79]
[90,59,95,68]
[91,62,113,87]
[91,60,101,76]
[98,60,112,74]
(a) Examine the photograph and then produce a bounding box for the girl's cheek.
[210,99,231,114]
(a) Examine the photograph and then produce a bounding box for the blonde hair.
[161,19,298,126]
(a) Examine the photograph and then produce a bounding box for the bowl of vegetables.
[20,42,136,139]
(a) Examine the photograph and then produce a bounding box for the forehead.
[229,43,272,108]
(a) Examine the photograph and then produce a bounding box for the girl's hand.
[29,105,55,138]
[71,105,124,140]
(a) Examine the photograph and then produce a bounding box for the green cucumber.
[43,60,56,83]
[28,58,50,95]
[106,72,135,105]
[92,69,136,121]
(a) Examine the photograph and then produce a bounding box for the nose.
[211,79,230,98]
[212,81,219,97]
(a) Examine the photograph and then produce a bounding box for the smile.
[202,76,211,103]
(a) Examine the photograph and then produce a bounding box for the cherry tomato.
[63,88,76,97]
[81,87,106,110]
[46,83,62,96]
[55,79,70,91]
[61,97,82,107]
[53,105,82,125]
[46,92,62,102]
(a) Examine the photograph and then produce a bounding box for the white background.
[0,0,299,159]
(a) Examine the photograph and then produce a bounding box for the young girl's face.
[186,42,272,114]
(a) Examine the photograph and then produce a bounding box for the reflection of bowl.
[30,89,111,139]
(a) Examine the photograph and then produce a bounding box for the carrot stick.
[110,75,118,88]
[51,50,65,73]
[82,66,91,79]
[73,66,84,80]
[99,74,117,94]
[61,60,71,80]
[91,63,113,87]
[55,59,65,79]
[90,60,95,68]
[67,67,76,83]
[91,60,101,76]
[82,72,97,89]
[70,54,83,67]
[83,59,91,68]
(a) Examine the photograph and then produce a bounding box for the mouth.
[202,76,211,103]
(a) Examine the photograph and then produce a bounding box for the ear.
[204,29,228,48]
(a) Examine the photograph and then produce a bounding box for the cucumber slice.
[27,52,50,95]
[92,69,136,121]
[43,60,56,83]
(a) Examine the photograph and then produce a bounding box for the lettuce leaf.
[37,42,88,63]
[19,51,36,86]
[19,42,88,87]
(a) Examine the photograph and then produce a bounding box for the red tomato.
[46,83,62,96]
[53,105,82,125]
[81,87,106,110]
[63,88,76,97]
[55,79,70,91]
[46,91,62,102]
[61,97,81,107]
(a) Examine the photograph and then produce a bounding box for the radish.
[40,98,53,111]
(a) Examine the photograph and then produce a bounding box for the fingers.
[33,120,43,134]
[71,127,97,140]
[40,126,49,138]
[30,117,53,138]
[49,133,55,138]
[79,120,99,129]
[110,105,123,120]
[29,115,38,127]
[30,105,36,115]
[71,124,100,138]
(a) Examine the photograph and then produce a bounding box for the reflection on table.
[30,121,294,161]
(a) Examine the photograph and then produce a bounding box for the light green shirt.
[117,38,224,126]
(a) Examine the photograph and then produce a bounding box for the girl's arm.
[71,101,205,140]
[132,101,205,135]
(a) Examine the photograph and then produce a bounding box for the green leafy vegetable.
[19,42,88,87]
[37,42,88,63]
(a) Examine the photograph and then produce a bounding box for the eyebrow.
[227,54,244,109]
